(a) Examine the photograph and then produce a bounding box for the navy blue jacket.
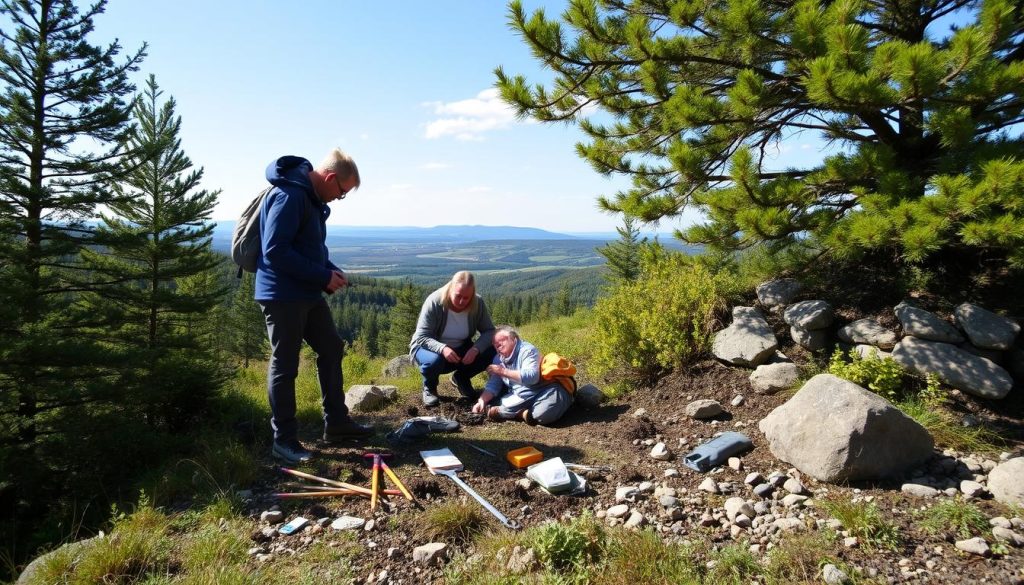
[255,156,339,301]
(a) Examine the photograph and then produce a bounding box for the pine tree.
[0,0,146,561]
[497,0,1024,271]
[0,0,145,452]
[82,75,226,428]
[597,215,646,283]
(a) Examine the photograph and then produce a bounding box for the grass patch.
[764,531,837,584]
[415,502,490,544]
[529,515,605,579]
[897,398,1004,454]
[819,498,901,552]
[917,499,990,540]
[597,529,701,584]
[704,541,761,585]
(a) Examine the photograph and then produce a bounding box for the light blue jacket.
[484,339,559,407]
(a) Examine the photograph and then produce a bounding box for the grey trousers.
[496,383,573,425]
[259,298,349,443]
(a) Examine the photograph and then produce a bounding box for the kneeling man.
[471,325,573,425]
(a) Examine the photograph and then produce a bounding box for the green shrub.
[828,349,907,400]
[528,513,605,580]
[592,249,739,387]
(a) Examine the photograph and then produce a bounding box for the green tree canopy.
[497,0,1024,268]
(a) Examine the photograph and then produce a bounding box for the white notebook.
[420,448,463,473]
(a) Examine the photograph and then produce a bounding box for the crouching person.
[471,325,573,426]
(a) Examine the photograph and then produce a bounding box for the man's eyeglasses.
[334,176,351,200]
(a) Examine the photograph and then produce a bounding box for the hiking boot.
[450,374,479,400]
[323,420,373,443]
[272,440,313,464]
[422,387,440,407]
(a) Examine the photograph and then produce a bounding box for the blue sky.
[92,0,822,234]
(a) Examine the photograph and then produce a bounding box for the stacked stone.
[783,300,834,351]
[891,301,1018,399]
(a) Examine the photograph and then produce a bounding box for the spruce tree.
[385,281,423,357]
[0,0,146,560]
[497,0,1024,271]
[597,215,646,283]
[82,75,225,428]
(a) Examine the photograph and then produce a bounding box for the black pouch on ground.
[386,416,460,445]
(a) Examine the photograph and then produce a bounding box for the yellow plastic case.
[506,446,543,468]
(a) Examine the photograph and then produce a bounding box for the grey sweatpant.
[495,383,573,425]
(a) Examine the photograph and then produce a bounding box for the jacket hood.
[265,156,314,192]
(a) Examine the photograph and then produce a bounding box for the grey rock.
[17,537,98,585]
[782,478,807,495]
[624,511,646,529]
[650,442,672,461]
[960,480,987,498]
[901,483,939,498]
[837,319,899,350]
[955,303,1020,351]
[505,546,536,574]
[261,510,284,524]
[992,527,1024,547]
[615,486,639,503]
[724,497,754,522]
[894,301,964,343]
[822,563,851,585]
[575,383,606,408]
[744,472,764,485]
[756,278,803,308]
[988,458,1024,506]
[784,300,834,330]
[753,483,774,499]
[954,537,990,556]
[773,517,805,532]
[749,362,800,395]
[759,374,933,482]
[699,477,720,494]
[607,504,630,519]
[331,516,365,531]
[344,384,398,412]
[382,355,411,378]
[781,494,808,507]
[659,495,679,508]
[791,326,829,351]
[712,306,779,367]
[891,336,1013,399]
[852,344,891,360]
[413,542,448,565]
[686,399,723,419]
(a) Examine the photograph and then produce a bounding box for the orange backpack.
[540,352,578,394]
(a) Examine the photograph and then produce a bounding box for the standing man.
[256,149,372,464]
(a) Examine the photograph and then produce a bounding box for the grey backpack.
[231,186,274,276]
[231,186,313,277]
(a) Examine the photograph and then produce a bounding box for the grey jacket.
[409,286,495,359]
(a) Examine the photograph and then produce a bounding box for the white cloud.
[388,183,413,191]
[423,88,519,141]
[419,162,451,170]
[464,185,492,193]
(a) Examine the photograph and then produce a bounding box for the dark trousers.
[414,341,496,395]
[259,298,349,443]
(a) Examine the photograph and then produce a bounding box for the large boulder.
[891,336,1013,399]
[837,318,899,350]
[756,279,802,308]
[758,374,933,482]
[18,537,99,584]
[749,362,801,395]
[894,301,964,343]
[575,383,606,408]
[345,384,398,412]
[988,458,1024,506]
[791,326,829,351]
[784,300,834,330]
[954,303,1021,351]
[383,355,413,378]
[712,306,779,367]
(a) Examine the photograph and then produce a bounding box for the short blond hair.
[319,148,360,188]
[441,271,477,312]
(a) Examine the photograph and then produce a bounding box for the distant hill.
[211,223,576,251]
